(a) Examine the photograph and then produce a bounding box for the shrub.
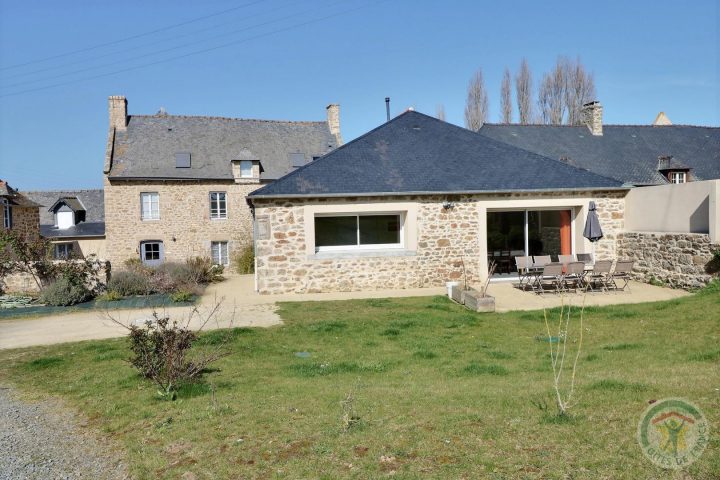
[107,270,152,296]
[127,311,229,399]
[97,290,123,302]
[170,290,195,303]
[185,256,224,284]
[39,276,91,306]
[232,243,254,274]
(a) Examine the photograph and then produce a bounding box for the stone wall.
[617,232,718,289]
[1,260,110,295]
[253,191,626,294]
[104,179,258,270]
[2,206,40,240]
[593,194,625,259]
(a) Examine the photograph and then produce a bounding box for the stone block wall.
[2,206,40,240]
[253,191,626,294]
[104,179,258,270]
[1,260,110,294]
[617,232,718,289]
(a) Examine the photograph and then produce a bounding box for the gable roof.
[250,111,624,199]
[24,189,104,238]
[107,114,338,181]
[47,196,85,213]
[0,180,42,207]
[478,123,720,185]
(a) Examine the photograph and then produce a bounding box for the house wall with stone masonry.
[617,232,718,289]
[1,260,110,295]
[104,179,259,270]
[253,190,626,294]
[2,206,40,240]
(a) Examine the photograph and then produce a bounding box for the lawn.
[0,285,718,479]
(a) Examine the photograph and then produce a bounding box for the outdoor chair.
[532,255,552,267]
[577,253,593,264]
[558,254,576,265]
[534,262,565,295]
[514,256,533,290]
[609,260,634,291]
[563,261,586,292]
[585,259,613,293]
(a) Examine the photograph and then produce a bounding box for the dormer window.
[48,197,86,230]
[176,152,191,168]
[231,155,263,184]
[670,172,686,184]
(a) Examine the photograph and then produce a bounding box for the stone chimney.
[653,112,672,126]
[109,95,127,131]
[326,104,343,145]
[582,101,603,136]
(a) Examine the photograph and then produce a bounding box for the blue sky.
[0,0,718,190]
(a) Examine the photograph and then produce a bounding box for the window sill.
[310,249,416,260]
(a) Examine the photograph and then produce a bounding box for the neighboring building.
[103,96,341,269]
[478,102,720,186]
[24,190,106,259]
[248,111,628,294]
[0,180,41,240]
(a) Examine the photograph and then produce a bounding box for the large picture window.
[315,214,402,252]
[140,192,160,220]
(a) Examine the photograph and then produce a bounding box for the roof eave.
[249,185,630,200]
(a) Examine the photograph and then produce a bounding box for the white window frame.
[140,192,160,221]
[54,243,74,259]
[670,171,687,184]
[209,192,227,220]
[314,212,405,253]
[211,241,229,266]
[1,199,10,229]
[240,160,253,178]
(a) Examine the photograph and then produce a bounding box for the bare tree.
[564,57,596,125]
[500,67,512,123]
[515,58,533,124]
[538,58,568,125]
[436,104,446,121]
[464,69,489,131]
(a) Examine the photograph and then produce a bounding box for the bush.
[97,290,123,302]
[107,270,152,296]
[232,243,254,274]
[185,256,224,284]
[170,290,195,303]
[39,276,91,306]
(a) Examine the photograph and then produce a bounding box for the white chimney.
[109,95,127,131]
[653,112,672,126]
[582,101,603,136]
[326,104,342,145]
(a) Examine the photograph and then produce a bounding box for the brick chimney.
[582,101,603,136]
[326,104,343,145]
[109,95,127,131]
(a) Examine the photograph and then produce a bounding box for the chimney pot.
[326,104,342,145]
[582,101,602,136]
[109,95,127,131]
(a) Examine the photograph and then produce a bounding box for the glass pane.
[315,216,357,247]
[486,211,526,275]
[359,215,400,245]
[528,210,571,258]
[240,161,252,177]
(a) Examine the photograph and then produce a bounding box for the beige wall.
[50,237,107,259]
[252,190,626,294]
[104,179,259,269]
[624,180,720,242]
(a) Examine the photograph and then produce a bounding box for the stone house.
[0,180,41,240]
[24,189,106,259]
[103,96,341,270]
[248,111,628,294]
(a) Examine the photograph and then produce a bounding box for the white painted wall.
[57,211,74,229]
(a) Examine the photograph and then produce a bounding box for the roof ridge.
[129,114,327,125]
[24,189,103,194]
[482,122,720,129]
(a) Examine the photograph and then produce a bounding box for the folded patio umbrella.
[583,201,604,262]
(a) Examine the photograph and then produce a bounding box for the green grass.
[1,290,719,479]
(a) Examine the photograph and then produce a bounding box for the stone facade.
[617,232,718,289]
[1,260,110,295]
[253,191,626,294]
[104,179,258,270]
[2,205,40,240]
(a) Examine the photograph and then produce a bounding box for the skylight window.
[290,153,306,168]
[175,152,191,168]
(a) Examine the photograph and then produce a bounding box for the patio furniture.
[577,253,593,264]
[585,259,613,293]
[534,262,566,295]
[532,255,552,267]
[609,260,634,291]
[558,254,576,265]
[514,256,533,289]
[563,261,586,292]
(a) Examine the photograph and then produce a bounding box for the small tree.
[464,69,489,131]
[0,230,53,289]
[500,67,512,123]
[515,58,533,124]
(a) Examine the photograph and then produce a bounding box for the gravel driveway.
[0,386,129,479]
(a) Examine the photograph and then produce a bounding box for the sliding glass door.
[487,209,572,275]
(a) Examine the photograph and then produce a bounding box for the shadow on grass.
[602,343,643,351]
[22,356,64,370]
[588,379,650,392]
[462,362,509,376]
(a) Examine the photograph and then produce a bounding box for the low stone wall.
[616,232,718,289]
[0,260,110,295]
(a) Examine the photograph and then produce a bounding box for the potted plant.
[449,259,496,312]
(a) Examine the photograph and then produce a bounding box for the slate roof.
[107,114,338,181]
[250,111,624,199]
[0,180,42,207]
[24,189,105,238]
[478,124,720,185]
